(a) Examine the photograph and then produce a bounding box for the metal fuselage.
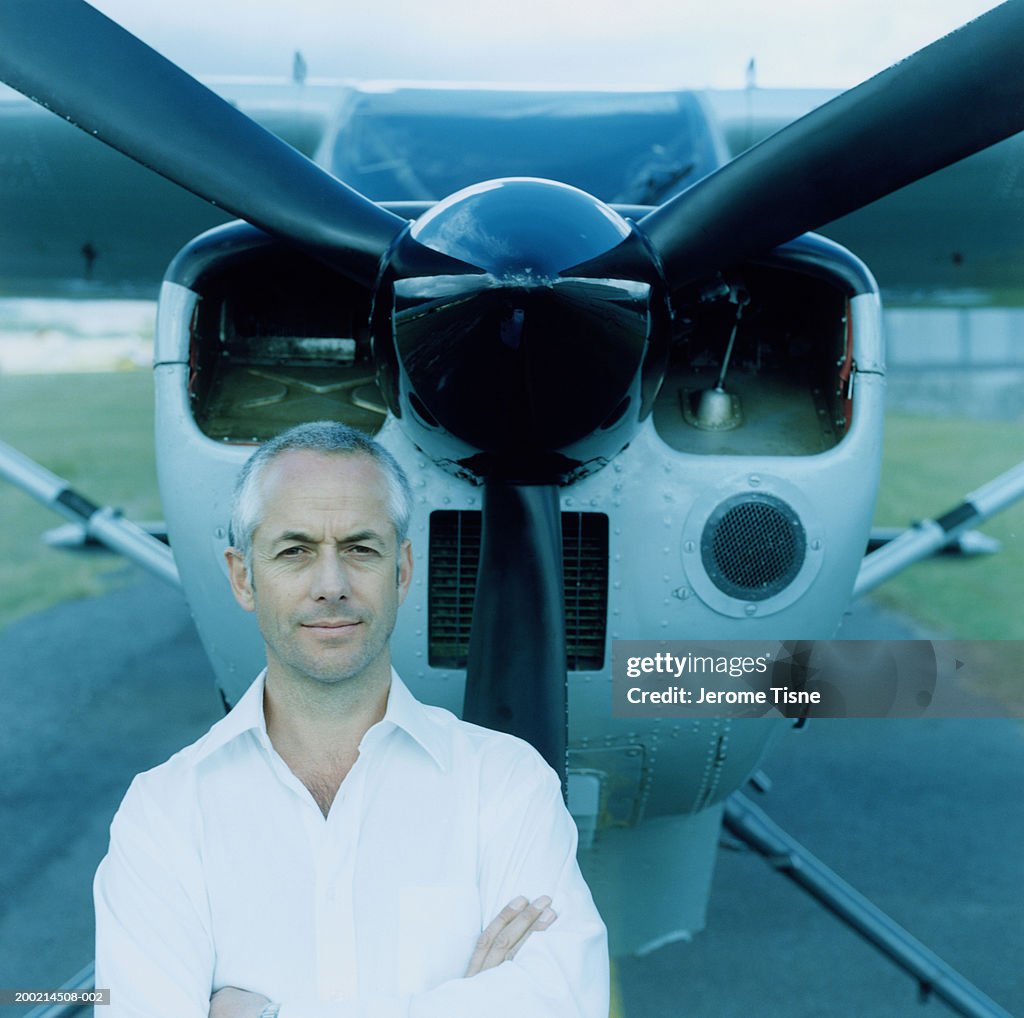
[152,88,885,952]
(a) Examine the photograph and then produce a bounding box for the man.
[94,421,608,1018]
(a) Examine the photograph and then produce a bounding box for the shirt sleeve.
[278,746,609,1018]
[94,774,215,1018]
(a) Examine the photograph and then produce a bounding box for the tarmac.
[0,569,1021,1017]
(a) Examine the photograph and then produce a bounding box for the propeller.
[5,0,1024,790]
[462,484,567,783]
[0,0,407,286]
[636,0,1024,288]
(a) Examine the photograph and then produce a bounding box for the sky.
[88,0,1004,91]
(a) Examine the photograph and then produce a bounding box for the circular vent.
[701,494,806,601]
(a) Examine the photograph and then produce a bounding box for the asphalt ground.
[0,569,1021,1017]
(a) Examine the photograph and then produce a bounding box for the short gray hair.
[228,422,413,567]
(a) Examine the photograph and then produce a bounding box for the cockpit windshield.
[327,88,726,205]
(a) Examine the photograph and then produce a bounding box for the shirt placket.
[310,750,369,1002]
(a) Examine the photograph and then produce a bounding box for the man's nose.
[309,551,351,601]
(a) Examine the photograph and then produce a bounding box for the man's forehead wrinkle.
[264,526,390,547]
[262,486,387,516]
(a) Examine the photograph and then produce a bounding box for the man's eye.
[350,545,379,556]
[278,546,307,558]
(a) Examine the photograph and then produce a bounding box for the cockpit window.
[328,89,725,205]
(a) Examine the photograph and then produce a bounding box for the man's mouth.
[301,620,361,631]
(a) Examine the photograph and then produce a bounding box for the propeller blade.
[463,483,567,786]
[0,0,406,286]
[640,0,1024,288]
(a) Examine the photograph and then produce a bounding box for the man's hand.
[209,987,271,1018]
[464,895,557,977]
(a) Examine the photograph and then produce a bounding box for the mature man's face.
[227,449,412,689]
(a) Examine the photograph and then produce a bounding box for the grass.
[0,371,162,631]
[0,376,1021,640]
[870,413,1024,640]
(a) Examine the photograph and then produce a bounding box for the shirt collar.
[190,669,268,764]
[373,669,451,773]
[191,667,450,772]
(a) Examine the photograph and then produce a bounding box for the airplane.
[0,1,1022,1015]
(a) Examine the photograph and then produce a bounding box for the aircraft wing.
[707,88,1024,306]
[3,79,1023,305]
[0,80,349,298]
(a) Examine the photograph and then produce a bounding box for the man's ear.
[396,539,413,606]
[225,548,255,612]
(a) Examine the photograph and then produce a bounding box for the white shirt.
[94,670,608,1018]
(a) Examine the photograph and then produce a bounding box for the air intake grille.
[428,511,608,670]
[701,494,806,601]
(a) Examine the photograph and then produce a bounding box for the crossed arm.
[96,759,608,1018]
[210,897,558,1018]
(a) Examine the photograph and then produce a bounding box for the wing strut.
[725,791,1015,1018]
[0,439,180,588]
[855,461,1024,596]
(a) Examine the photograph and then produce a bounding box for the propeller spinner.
[374,178,671,776]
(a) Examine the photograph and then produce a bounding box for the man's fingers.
[507,906,556,959]
[492,895,552,951]
[209,987,270,1018]
[465,896,529,977]
[464,895,556,977]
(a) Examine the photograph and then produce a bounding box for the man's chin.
[283,643,387,688]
